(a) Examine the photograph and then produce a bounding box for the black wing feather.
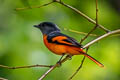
[47,31,82,48]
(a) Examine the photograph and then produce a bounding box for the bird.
[34,22,104,67]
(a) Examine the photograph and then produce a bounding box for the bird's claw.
[56,61,62,67]
[66,55,73,60]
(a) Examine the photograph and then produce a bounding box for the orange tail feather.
[83,53,104,68]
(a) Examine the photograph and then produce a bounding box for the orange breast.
[43,35,67,55]
[43,35,84,55]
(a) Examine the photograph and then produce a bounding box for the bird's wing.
[47,32,82,47]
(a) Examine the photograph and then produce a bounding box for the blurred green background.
[0,0,120,80]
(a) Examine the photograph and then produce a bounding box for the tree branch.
[55,1,110,33]
[0,64,52,69]
[63,28,98,37]
[80,25,98,44]
[38,55,71,80]
[69,56,85,80]
[83,29,120,48]
[63,28,120,37]
[0,77,8,80]
[15,0,110,32]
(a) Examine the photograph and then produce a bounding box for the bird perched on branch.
[34,22,104,67]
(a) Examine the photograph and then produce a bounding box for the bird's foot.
[66,55,73,60]
[56,61,62,67]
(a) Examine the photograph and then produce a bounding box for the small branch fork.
[80,0,99,44]
[0,0,120,80]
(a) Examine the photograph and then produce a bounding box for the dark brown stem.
[80,0,99,44]
[80,25,98,44]
[96,0,98,26]
[0,64,52,69]
[69,56,85,80]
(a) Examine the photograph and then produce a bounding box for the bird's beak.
[34,25,39,28]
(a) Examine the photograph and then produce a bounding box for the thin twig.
[38,55,71,80]
[55,1,110,32]
[63,28,98,37]
[69,47,89,80]
[80,26,97,44]
[96,0,98,26]
[80,0,99,44]
[15,1,55,10]
[69,56,85,80]
[0,64,52,69]
[83,29,120,48]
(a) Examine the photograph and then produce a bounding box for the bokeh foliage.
[0,0,120,80]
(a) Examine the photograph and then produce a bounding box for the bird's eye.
[42,24,46,27]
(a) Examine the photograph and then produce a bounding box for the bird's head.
[34,22,60,35]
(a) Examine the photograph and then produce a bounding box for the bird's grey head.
[34,22,61,35]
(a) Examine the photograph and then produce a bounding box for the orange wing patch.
[52,36,73,45]
[43,35,67,55]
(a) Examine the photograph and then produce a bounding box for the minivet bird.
[34,22,104,67]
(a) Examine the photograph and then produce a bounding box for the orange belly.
[43,35,85,55]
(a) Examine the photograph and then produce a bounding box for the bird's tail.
[82,53,104,68]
